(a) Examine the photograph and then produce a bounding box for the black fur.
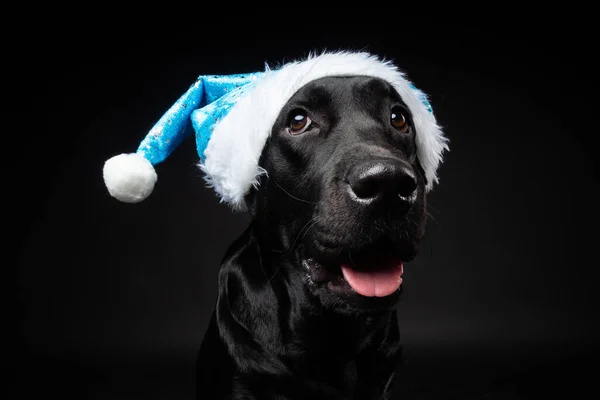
[196,76,429,399]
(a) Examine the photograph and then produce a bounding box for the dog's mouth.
[302,239,406,298]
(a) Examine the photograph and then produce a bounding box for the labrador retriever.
[196,74,429,399]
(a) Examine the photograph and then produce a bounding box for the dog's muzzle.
[302,158,420,299]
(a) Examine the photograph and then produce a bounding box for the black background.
[13,21,599,399]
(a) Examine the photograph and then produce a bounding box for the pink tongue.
[340,261,403,297]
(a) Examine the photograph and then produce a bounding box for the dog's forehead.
[286,75,402,105]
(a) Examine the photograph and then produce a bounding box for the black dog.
[196,75,428,399]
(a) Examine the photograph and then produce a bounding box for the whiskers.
[267,217,318,283]
[274,181,316,204]
[426,203,439,224]
[290,218,318,252]
[268,181,316,256]
[267,264,281,283]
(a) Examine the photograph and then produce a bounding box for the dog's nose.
[347,160,417,203]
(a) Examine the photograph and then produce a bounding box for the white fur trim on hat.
[200,51,449,211]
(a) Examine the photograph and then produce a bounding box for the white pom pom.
[103,153,157,203]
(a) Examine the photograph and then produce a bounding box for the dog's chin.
[300,237,418,313]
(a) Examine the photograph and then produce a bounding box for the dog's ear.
[243,144,272,218]
[215,228,290,377]
[243,174,266,219]
[243,189,258,218]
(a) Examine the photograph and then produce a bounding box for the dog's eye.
[391,107,410,133]
[288,110,312,135]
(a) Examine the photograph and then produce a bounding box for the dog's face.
[250,75,428,313]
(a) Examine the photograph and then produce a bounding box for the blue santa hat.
[103,51,449,210]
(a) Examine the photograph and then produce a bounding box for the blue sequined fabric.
[136,72,264,165]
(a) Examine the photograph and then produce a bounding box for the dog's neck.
[216,223,401,389]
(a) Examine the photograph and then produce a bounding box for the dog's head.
[102,51,446,315]
[247,75,429,313]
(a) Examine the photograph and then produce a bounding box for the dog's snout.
[347,160,417,203]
